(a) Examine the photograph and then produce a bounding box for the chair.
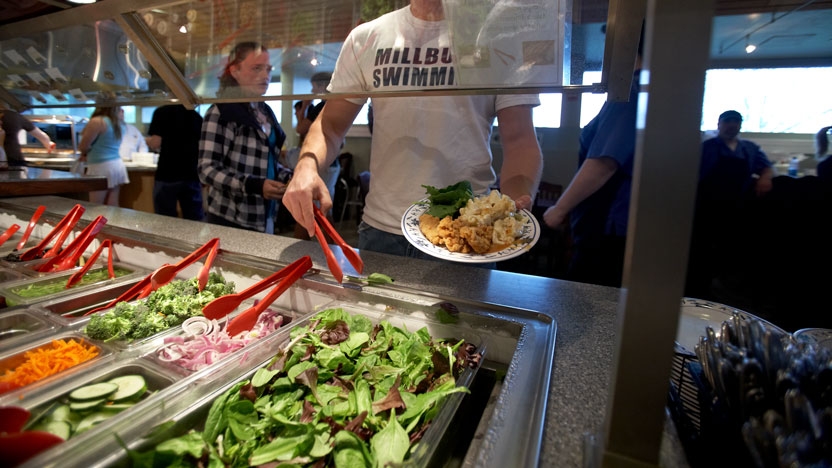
[339,171,370,223]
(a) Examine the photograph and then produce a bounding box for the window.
[701,67,832,133]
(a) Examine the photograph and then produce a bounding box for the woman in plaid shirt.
[199,42,289,233]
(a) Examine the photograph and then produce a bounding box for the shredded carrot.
[0,339,99,393]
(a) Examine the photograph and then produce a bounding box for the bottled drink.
[788,156,799,177]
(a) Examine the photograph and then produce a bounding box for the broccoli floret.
[85,311,132,342]
[130,309,169,340]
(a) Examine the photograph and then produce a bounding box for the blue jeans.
[153,180,205,221]
[357,222,495,268]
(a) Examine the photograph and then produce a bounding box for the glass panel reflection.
[0,20,159,107]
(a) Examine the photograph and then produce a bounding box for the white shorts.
[84,159,130,189]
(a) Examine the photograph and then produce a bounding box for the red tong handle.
[19,204,84,261]
[226,256,312,336]
[196,238,220,291]
[314,222,343,284]
[203,263,303,320]
[65,239,114,289]
[0,224,20,248]
[35,215,107,273]
[313,205,364,278]
[15,205,45,251]
[83,274,151,316]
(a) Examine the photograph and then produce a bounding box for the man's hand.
[543,204,568,229]
[48,142,56,154]
[283,155,331,237]
[263,179,287,201]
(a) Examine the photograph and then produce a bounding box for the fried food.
[418,190,527,254]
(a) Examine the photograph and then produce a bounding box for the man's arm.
[283,99,362,236]
[543,157,619,229]
[29,127,55,153]
[146,135,162,152]
[295,100,314,137]
[495,105,543,211]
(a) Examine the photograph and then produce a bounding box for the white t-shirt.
[330,6,540,235]
[119,124,148,160]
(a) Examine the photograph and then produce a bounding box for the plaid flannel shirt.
[199,102,286,231]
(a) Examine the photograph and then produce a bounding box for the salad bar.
[0,199,560,467]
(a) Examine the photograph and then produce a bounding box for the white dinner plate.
[675,297,785,354]
[401,198,540,264]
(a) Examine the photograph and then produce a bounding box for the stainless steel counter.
[0,195,686,467]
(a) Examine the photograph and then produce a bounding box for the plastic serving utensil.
[312,205,363,283]
[35,215,107,273]
[225,256,312,336]
[18,204,84,261]
[15,205,45,251]
[0,224,20,248]
[150,238,220,291]
[203,256,310,320]
[65,239,114,289]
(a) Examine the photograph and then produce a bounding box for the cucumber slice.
[75,412,112,434]
[68,382,118,401]
[107,375,147,402]
[69,398,107,412]
[34,420,71,440]
[48,404,71,423]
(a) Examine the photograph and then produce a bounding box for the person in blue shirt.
[686,110,774,299]
[543,59,641,288]
[698,110,774,200]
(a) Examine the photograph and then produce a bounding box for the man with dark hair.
[686,110,774,298]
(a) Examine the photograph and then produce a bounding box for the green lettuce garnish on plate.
[422,181,473,219]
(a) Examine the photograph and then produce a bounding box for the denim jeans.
[357,222,495,269]
[153,180,205,221]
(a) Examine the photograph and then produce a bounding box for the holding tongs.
[83,238,220,316]
[311,205,363,283]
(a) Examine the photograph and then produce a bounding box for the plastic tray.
[146,306,303,376]
[47,304,485,468]
[32,278,147,324]
[0,307,61,354]
[0,268,24,284]
[0,262,145,308]
[0,332,113,401]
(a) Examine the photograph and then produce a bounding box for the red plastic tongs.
[17,204,84,262]
[312,205,363,283]
[64,239,115,289]
[0,225,20,249]
[15,205,46,251]
[224,255,312,336]
[83,238,220,317]
[35,215,107,273]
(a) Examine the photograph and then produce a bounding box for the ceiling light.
[310,58,319,66]
[179,25,188,33]
[67,0,96,3]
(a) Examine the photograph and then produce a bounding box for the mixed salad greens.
[128,308,481,467]
[84,273,235,343]
[421,181,473,219]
